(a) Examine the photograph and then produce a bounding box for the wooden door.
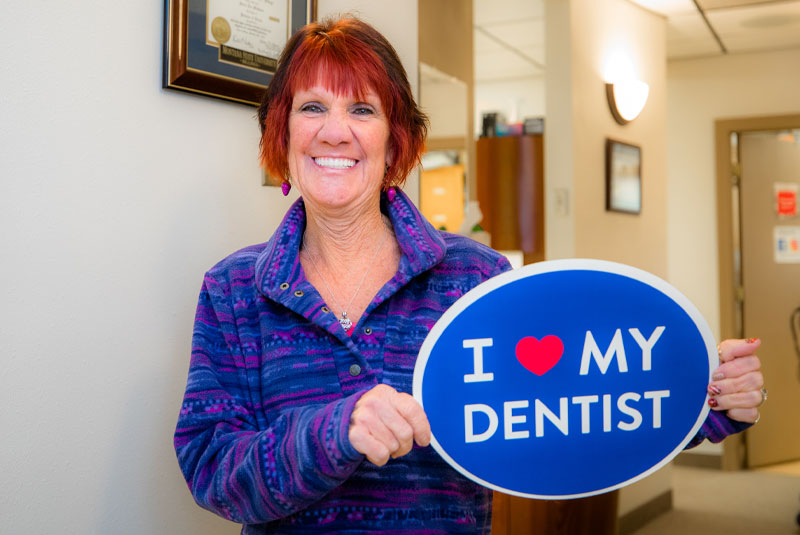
[739,130,800,467]
[476,134,545,264]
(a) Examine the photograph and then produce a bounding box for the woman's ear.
[385,145,394,167]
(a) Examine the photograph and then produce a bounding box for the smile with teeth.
[314,157,357,169]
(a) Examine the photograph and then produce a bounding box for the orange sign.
[775,183,798,217]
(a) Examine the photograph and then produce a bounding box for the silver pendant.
[339,312,352,330]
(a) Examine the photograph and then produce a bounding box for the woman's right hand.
[348,384,432,466]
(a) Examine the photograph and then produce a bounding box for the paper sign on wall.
[775,182,799,218]
[413,259,715,499]
[775,226,800,263]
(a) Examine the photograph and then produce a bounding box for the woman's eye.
[299,103,323,113]
[352,106,374,116]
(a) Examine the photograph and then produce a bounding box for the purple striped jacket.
[175,189,747,534]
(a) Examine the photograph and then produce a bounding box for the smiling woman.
[173,15,764,535]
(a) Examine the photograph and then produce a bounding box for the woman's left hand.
[708,338,765,423]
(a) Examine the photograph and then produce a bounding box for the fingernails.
[708,398,718,408]
[712,372,725,381]
[746,337,759,344]
[708,385,722,396]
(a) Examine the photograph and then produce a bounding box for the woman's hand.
[348,384,432,466]
[708,338,766,423]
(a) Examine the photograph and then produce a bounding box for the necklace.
[302,227,389,331]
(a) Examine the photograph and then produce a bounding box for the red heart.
[515,336,564,376]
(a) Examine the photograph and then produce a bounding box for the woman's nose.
[317,108,352,145]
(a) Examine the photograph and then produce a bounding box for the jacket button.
[279,282,289,290]
[321,306,330,313]
[364,327,372,335]
[294,290,304,297]
[349,364,362,376]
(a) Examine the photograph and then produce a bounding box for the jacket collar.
[254,188,446,300]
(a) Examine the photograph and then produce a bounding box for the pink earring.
[386,187,396,202]
[281,181,291,196]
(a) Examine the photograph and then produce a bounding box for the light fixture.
[606,80,649,125]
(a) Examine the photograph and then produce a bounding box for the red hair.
[258,17,428,188]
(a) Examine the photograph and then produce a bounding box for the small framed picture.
[606,139,642,214]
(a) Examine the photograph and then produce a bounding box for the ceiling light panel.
[474,49,544,82]
[481,19,546,50]
[474,30,507,54]
[667,11,723,58]
[706,1,800,53]
[473,0,543,26]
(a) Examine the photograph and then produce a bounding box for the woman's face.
[287,84,391,211]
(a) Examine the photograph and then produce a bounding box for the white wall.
[0,2,417,533]
[667,48,800,341]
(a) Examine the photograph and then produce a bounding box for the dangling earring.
[383,165,396,202]
[281,180,291,196]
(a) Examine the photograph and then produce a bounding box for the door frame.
[715,113,800,469]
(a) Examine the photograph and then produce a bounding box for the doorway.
[715,115,800,469]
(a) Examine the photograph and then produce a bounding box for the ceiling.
[474,0,546,83]
[473,0,800,83]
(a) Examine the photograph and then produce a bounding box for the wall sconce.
[606,80,649,125]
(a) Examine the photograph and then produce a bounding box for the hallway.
[636,462,800,534]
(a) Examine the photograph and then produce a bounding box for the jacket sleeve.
[684,410,752,449]
[174,275,366,524]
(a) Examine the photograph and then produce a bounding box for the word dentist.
[462,328,670,443]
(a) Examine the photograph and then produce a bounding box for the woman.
[175,17,765,534]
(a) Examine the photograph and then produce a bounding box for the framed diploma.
[163,0,316,106]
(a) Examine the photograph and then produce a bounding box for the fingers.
[717,337,760,363]
[709,337,766,425]
[712,356,761,381]
[708,389,762,411]
[348,384,431,466]
[380,398,416,459]
[709,370,764,396]
[394,392,432,448]
[348,424,391,466]
[726,407,759,423]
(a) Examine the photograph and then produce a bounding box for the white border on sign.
[412,258,717,500]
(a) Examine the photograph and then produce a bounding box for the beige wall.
[546,0,668,277]
[544,0,671,516]
[544,0,576,259]
[667,48,800,341]
[0,2,418,533]
[573,0,668,277]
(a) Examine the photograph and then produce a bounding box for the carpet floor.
[635,462,800,534]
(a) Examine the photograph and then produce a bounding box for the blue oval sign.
[413,259,715,499]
